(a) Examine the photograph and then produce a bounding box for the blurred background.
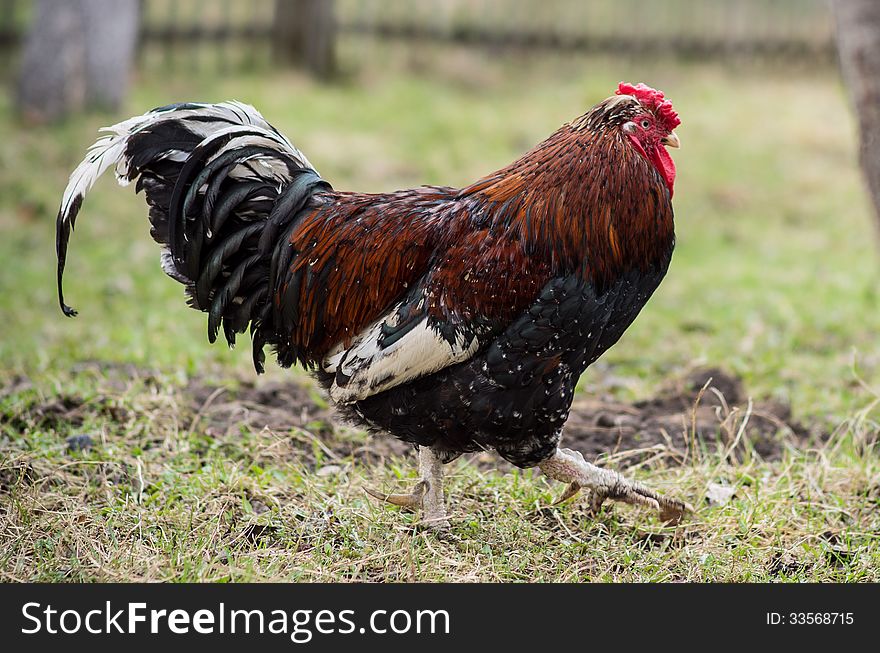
[0,0,877,423]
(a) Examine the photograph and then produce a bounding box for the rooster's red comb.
[616,82,680,131]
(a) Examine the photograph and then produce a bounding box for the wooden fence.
[338,0,835,59]
[0,0,838,76]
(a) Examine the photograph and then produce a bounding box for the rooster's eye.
[640,120,651,129]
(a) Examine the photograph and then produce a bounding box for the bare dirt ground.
[4,365,818,471]
[202,367,817,469]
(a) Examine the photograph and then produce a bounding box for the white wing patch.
[323,307,479,404]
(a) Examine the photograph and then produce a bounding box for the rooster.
[56,82,689,528]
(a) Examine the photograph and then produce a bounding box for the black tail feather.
[55,196,82,318]
[54,101,329,372]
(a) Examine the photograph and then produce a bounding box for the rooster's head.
[603,82,681,198]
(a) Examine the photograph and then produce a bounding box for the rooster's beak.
[662,132,681,148]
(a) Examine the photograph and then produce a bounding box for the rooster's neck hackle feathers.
[571,94,643,132]
[459,100,675,293]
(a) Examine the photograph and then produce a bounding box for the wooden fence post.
[273,0,336,78]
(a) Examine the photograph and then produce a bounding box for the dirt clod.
[563,368,813,464]
[66,433,94,453]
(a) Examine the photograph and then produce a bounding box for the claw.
[625,481,692,524]
[658,498,693,526]
[552,481,581,505]
[541,448,692,524]
[587,490,606,515]
[364,481,427,509]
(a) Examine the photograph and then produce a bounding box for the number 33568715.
[767,613,854,625]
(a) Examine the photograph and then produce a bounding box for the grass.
[1,41,879,581]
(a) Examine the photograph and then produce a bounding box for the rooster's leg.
[365,446,448,528]
[539,447,691,524]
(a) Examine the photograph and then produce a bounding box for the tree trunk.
[81,0,140,110]
[14,0,139,123]
[14,0,86,123]
[273,0,336,78]
[833,0,880,231]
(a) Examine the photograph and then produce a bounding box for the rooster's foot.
[364,481,427,508]
[365,446,448,529]
[540,447,692,524]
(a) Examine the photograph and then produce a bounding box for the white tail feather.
[58,101,313,230]
[56,100,315,317]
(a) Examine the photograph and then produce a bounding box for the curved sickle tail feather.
[55,101,331,372]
